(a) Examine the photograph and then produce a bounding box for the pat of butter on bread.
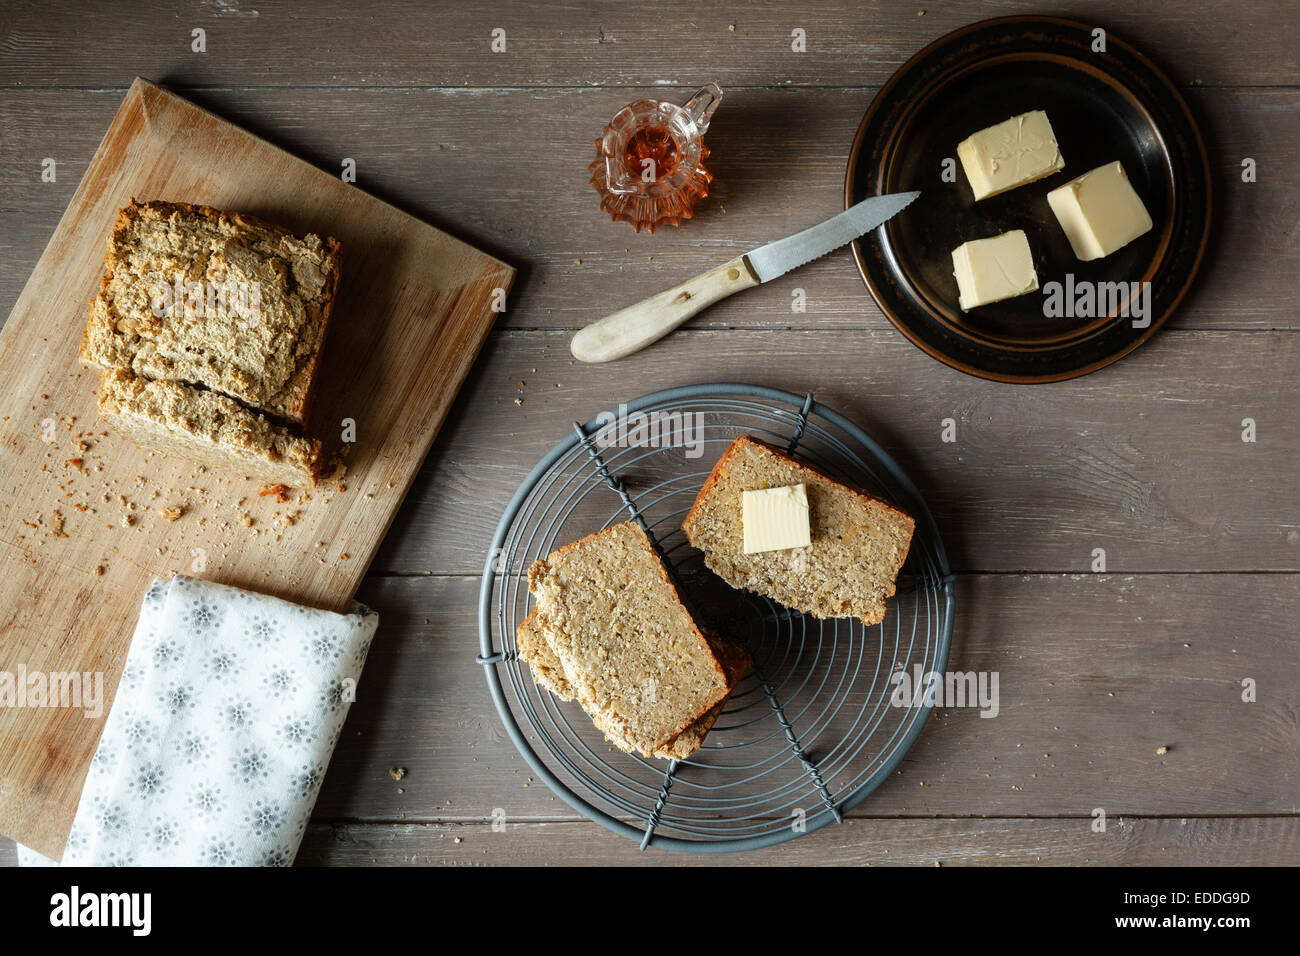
[742,483,811,554]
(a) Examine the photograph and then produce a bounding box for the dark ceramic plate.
[847,16,1212,382]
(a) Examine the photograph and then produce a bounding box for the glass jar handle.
[601,129,637,195]
[681,82,723,134]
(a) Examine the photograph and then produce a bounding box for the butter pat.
[742,483,811,554]
[957,110,1065,201]
[951,230,1039,311]
[1046,160,1153,261]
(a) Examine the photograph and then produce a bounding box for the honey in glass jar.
[589,83,723,233]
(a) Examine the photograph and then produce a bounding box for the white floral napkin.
[17,575,377,866]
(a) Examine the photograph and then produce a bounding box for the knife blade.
[747,190,920,282]
[570,190,920,363]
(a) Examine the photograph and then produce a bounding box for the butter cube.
[957,110,1065,201]
[1046,160,1153,261]
[951,230,1039,311]
[742,483,811,554]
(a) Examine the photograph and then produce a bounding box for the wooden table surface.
[2,0,1297,865]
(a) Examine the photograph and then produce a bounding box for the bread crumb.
[319,451,349,485]
[120,514,133,528]
[92,564,105,576]
[159,505,184,522]
[238,512,254,528]
[259,484,290,503]
[1156,745,1170,756]
[339,552,350,560]
[389,767,406,781]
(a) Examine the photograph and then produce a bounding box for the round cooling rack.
[477,384,954,852]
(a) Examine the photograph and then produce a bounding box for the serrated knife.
[570,190,919,362]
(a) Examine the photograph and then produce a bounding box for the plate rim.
[845,14,1214,384]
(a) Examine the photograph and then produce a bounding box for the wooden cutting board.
[0,78,514,858]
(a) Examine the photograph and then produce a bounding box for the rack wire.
[477,384,954,852]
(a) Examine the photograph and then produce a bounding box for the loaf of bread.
[518,609,749,759]
[525,521,731,756]
[81,199,342,426]
[98,369,321,488]
[682,435,915,625]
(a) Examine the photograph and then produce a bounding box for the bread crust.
[682,434,914,540]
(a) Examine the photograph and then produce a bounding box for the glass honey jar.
[589,83,723,233]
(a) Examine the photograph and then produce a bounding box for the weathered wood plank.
[307,573,1299,821]
[4,814,1295,865]
[1,87,1294,332]
[361,327,1300,575]
[2,0,1295,89]
[6,568,1290,864]
[291,816,1300,865]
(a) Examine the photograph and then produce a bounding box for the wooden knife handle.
[570,256,759,363]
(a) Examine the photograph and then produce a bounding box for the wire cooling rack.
[477,383,954,852]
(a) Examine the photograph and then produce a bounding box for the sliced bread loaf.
[682,435,914,625]
[81,199,342,426]
[98,369,321,488]
[526,521,730,754]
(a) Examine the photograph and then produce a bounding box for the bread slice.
[518,610,750,759]
[517,609,576,702]
[98,369,321,488]
[80,199,342,427]
[526,521,730,754]
[682,435,914,625]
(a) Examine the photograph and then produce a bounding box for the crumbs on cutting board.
[18,421,357,576]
